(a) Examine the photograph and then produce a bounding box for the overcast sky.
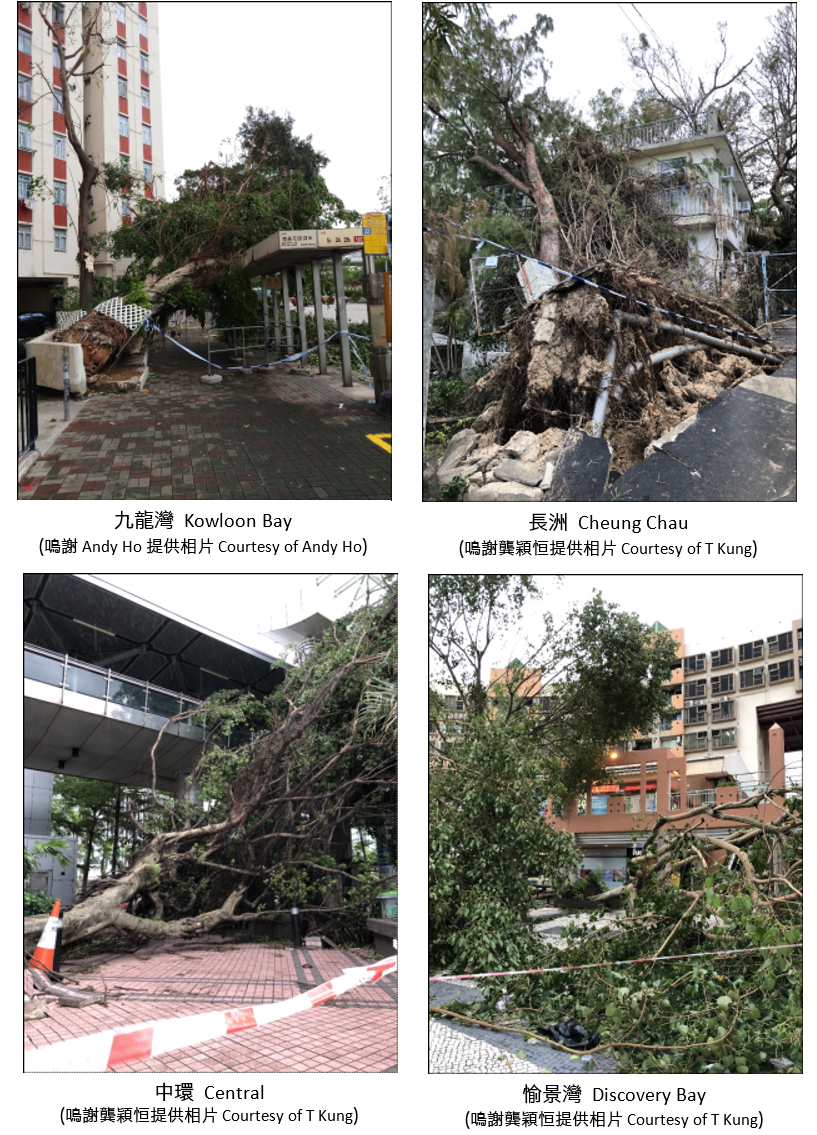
[469,3,784,117]
[446,575,802,675]
[90,573,380,656]
[155,2,390,215]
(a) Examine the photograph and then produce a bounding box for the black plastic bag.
[538,1020,600,1050]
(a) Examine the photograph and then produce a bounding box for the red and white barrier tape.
[26,955,396,1072]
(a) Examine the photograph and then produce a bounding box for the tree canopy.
[428,576,678,971]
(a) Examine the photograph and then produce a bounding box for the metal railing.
[205,324,275,375]
[600,111,709,149]
[685,789,717,809]
[18,356,38,458]
[655,183,716,218]
[23,644,258,750]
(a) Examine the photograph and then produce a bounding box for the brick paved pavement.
[19,342,390,501]
[25,940,397,1072]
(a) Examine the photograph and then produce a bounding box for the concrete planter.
[26,331,87,396]
[366,917,397,958]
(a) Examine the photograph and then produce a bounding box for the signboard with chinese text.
[317,228,364,249]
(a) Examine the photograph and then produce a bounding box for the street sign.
[362,212,388,255]
[317,228,364,249]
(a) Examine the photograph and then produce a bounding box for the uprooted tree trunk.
[25,590,397,953]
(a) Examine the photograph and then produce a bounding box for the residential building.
[601,106,753,289]
[17,1,165,314]
[431,616,802,886]
[554,616,802,882]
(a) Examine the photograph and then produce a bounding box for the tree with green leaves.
[424,9,575,267]
[24,583,397,953]
[109,107,357,327]
[429,576,678,972]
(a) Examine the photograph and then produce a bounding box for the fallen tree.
[25,583,397,953]
[435,786,802,1074]
[429,262,792,493]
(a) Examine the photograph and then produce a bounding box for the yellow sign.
[362,212,388,255]
[367,433,392,454]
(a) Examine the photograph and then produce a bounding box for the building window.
[443,695,463,712]
[683,653,706,673]
[118,77,127,98]
[710,647,733,669]
[710,673,734,695]
[54,228,67,252]
[140,51,149,71]
[683,679,706,700]
[142,124,152,146]
[52,4,66,26]
[18,224,32,250]
[18,75,33,102]
[117,40,127,61]
[739,667,764,690]
[18,28,33,54]
[121,197,131,216]
[767,631,793,656]
[797,627,802,650]
[116,2,126,20]
[711,700,735,722]
[120,155,130,170]
[141,87,150,108]
[54,133,66,159]
[739,639,763,663]
[139,14,148,37]
[712,728,736,749]
[591,795,608,815]
[18,122,34,150]
[54,179,67,204]
[18,172,32,199]
[684,732,707,752]
[119,114,129,137]
[143,161,152,182]
[683,705,706,725]
[53,89,64,112]
[769,659,794,684]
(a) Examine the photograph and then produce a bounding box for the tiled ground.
[19,339,391,501]
[25,939,397,1073]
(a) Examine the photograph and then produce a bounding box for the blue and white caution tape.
[424,212,770,344]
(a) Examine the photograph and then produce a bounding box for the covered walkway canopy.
[24,574,288,790]
[240,227,364,386]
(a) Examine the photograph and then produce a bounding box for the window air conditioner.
[722,166,736,179]
[737,201,752,213]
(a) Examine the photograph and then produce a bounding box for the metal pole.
[761,252,769,326]
[617,311,781,365]
[333,252,352,387]
[294,266,307,360]
[290,904,302,948]
[311,258,327,374]
[281,270,294,355]
[262,275,269,367]
[589,314,619,438]
[62,348,71,421]
[272,277,281,358]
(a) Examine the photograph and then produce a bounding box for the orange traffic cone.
[29,899,61,973]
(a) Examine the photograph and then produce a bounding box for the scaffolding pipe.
[617,311,782,365]
[589,312,620,438]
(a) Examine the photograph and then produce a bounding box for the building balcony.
[655,183,717,218]
[600,110,710,150]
